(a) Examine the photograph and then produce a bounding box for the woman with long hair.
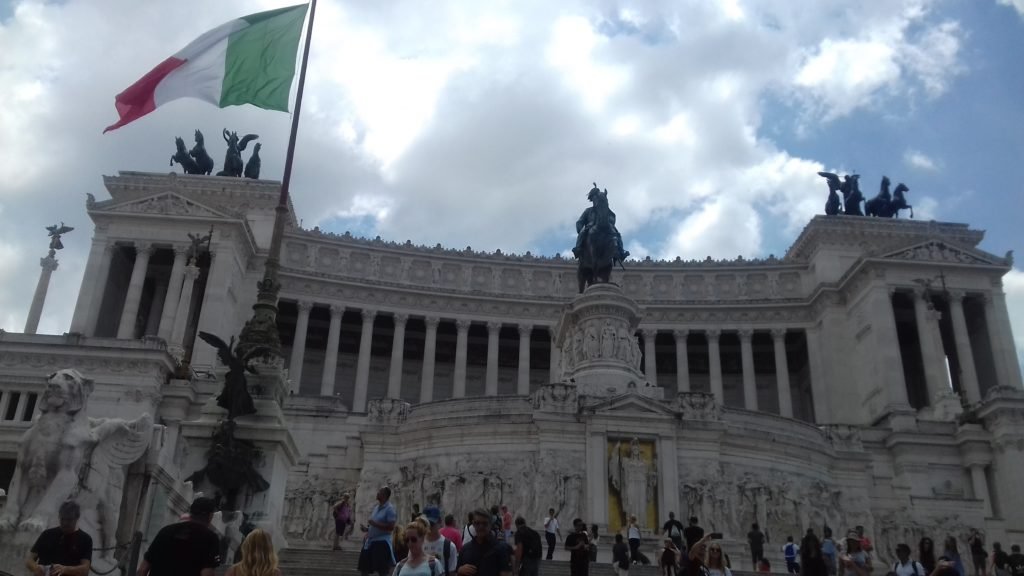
[921,537,938,575]
[800,533,828,576]
[943,536,966,576]
[705,541,732,576]
[226,529,280,576]
[393,521,444,576]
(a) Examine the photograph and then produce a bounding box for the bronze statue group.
[818,172,912,219]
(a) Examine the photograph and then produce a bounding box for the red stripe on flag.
[103,56,188,133]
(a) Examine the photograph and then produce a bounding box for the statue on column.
[574,183,629,293]
[609,438,657,529]
[45,222,73,253]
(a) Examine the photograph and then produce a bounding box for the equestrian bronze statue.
[573,183,629,293]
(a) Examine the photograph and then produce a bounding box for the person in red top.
[501,506,514,541]
[441,514,465,552]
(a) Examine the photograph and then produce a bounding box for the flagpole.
[238,0,317,357]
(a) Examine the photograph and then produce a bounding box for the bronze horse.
[189,129,215,175]
[865,176,912,218]
[170,136,200,174]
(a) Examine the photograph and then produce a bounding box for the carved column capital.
[887,285,899,297]
[672,329,689,340]
[134,241,155,256]
[911,286,928,300]
[455,318,472,332]
[737,328,754,342]
[393,312,409,326]
[518,324,533,337]
[424,316,441,330]
[296,300,313,313]
[361,308,378,321]
[705,328,721,340]
[487,321,502,334]
[642,328,658,338]
[171,244,188,258]
[771,327,787,341]
[948,289,967,302]
[329,304,345,316]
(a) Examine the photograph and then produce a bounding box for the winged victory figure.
[198,331,272,420]
[46,222,74,251]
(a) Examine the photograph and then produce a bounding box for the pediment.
[587,391,676,416]
[881,240,1003,266]
[98,192,233,219]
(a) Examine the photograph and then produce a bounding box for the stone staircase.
[253,548,766,576]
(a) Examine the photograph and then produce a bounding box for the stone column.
[420,316,440,403]
[549,327,561,382]
[24,254,59,334]
[143,282,167,336]
[82,243,116,336]
[772,328,793,418]
[168,265,200,358]
[674,329,690,393]
[876,285,911,410]
[353,308,378,412]
[642,329,658,386]
[912,288,948,404]
[739,329,757,411]
[707,329,724,403]
[948,291,981,404]
[517,324,532,395]
[453,319,470,398]
[288,300,312,394]
[14,392,29,421]
[969,464,993,518]
[985,291,1024,390]
[70,239,107,333]
[805,326,827,423]
[0,392,10,422]
[117,243,152,339]
[485,322,501,396]
[321,305,343,396]
[387,313,409,398]
[157,247,187,340]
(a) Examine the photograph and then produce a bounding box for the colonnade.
[282,300,816,419]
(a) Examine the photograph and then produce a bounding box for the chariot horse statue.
[574,183,629,293]
[865,176,913,218]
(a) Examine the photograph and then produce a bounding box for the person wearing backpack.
[893,543,926,576]
[784,536,800,574]
[1005,545,1024,576]
[423,507,458,576]
[514,516,543,576]
[664,513,685,550]
[395,521,445,576]
[613,534,631,576]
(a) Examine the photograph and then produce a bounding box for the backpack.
[894,561,922,576]
[785,544,797,560]
[524,528,543,559]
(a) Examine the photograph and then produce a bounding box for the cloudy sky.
[1,0,1022,370]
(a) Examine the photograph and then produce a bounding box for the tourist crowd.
[18,491,1024,576]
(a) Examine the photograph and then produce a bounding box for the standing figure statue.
[608,438,657,529]
[841,174,864,215]
[216,129,259,177]
[197,331,271,421]
[190,129,215,175]
[574,183,629,293]
[46,222,74,252]
[186,227,213,265]
[817,172,842,216]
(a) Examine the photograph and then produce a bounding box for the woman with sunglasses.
[705,542,732,576]
[393,521,444,576]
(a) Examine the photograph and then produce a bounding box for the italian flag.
[104,4,308,133]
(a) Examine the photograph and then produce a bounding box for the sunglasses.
[407,537,419,543]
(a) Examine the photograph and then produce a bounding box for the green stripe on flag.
[220,3,308,111]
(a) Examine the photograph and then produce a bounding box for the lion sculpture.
[0,369,153,570]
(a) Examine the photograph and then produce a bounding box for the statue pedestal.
[555,283,648,396]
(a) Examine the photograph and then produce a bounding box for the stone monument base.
[0,530,41,576]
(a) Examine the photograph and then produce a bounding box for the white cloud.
[1004,268,1024,382]
[905,149,939,171]
[0,0,979,333]
[996,0,1024,18]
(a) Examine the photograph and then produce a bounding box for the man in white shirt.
[893,543,926,576]
[543,508,561,560]
[423,506,458,576]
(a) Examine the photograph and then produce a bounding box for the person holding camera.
[565,519,592,576]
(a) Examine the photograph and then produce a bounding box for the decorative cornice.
[786,215,987,262]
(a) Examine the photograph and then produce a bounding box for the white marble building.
[0,171,1022,568]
